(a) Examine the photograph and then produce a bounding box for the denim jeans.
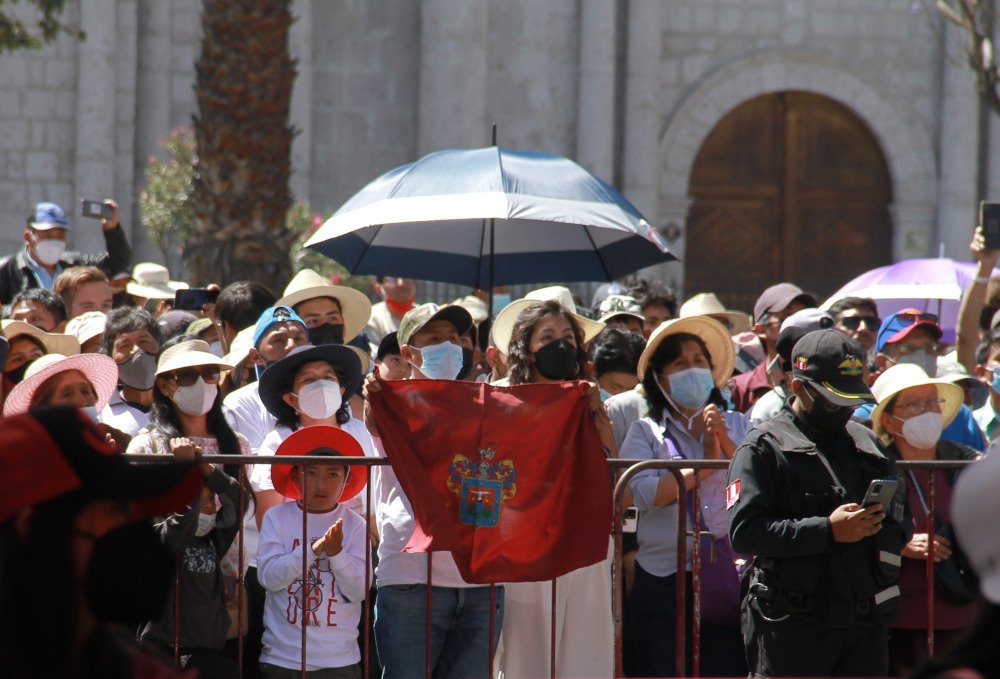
[374,584,504,679]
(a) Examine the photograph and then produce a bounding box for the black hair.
[215,281,276,333]
[99,306,162,356]
[639,293,678,319]
[976,330,1000,366]
[506,300,590,386]
[376,332,401,362]
[591,328,645,378]
[640,331,726,422]
[828,296,879,318]
[10,288,67,326]
[292,295,341,315]
[273,359,352,430]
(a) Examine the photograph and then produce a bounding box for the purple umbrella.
[820,258,996,344]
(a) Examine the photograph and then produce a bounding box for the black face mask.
[84,521,175,625]
[800,385,855,433]
[308,323,345,346]
[533,339,579,381]
[4,362,30,385]
[457,347,475,380]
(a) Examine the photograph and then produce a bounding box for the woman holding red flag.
[496,298,615,679]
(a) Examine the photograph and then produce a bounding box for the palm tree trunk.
[187,0,296,291]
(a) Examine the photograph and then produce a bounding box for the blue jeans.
[374,584,504,679]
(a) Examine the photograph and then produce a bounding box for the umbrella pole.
[486,122,498,326]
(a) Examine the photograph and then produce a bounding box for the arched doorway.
[684,91,893,314]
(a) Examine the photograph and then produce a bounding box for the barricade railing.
[131,454,975,679]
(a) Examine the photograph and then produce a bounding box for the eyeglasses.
[892,397,946,418]
[164,367,221,386]
[838,315,880,331]
[894,342,941,357]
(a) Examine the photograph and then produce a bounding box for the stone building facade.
[0,0,996,305]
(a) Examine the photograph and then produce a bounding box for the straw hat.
[1,320,80,356]
[678,293,751,335]
[870,363,963,437]
[222,326,256,368]
[637,317,735,387]
[276,269,372,341]
[65,311,107,347]
[126,262,188,300]
[3,353,119,416]
[490,286,605,355]
[156,339,233,377]
[270,426,367,502]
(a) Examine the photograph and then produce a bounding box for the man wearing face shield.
[727,330,912,677]
[858,311,988,452]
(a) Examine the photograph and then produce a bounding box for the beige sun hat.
[637,316,736,387]
[679,292,752,335]
[64,311,107,347]
[1,320,80,356]
[126,262,188,300]
[490,292,606,356]
[156,339,233,377]
[222,325,256,368]
[3,353,119,416]
[870,363,963,437]
[276,269,372,341]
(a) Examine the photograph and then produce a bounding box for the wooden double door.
[684,91,893,314]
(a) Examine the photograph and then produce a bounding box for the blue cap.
[875,309,942,353]
[252,306,307,348]
[30,202,69,231]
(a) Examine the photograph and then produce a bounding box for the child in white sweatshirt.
[256,426,370,678]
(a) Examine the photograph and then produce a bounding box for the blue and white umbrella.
[305,146,676,288]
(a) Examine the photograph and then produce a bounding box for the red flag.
[370,378,612,584]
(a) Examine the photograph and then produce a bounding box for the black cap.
[377,331,401,362]
[791,329,874,406]
[773,326,808,373]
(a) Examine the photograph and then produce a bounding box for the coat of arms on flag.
[447,448,516,528]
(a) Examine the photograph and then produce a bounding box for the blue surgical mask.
[666,366,715,410]
[492,293,512,314]
[415,341,464,380]
[599,387,612,403]
[992,366,1000,395]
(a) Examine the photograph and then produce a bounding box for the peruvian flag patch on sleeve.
[726,479,741,510]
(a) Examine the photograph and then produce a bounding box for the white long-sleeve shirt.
[257,502,370,671]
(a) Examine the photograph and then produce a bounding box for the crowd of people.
[3,200,1000,679]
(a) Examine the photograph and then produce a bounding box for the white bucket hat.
[276,269,372,342]
[3,353,119,416]
[1,320,80,356]
[870,363,963,437]
[679,292,751,335]
[490,288,605,356]
[637,316,735,387]
[64,311,107,347]
[126,262,188,300]
[156,339,233,377]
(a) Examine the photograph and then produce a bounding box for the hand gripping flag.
[369,378,613,584]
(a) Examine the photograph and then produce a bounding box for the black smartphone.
[861,479,898,509]
[981,201,1000,250]
[174,288,219,310]
[81,199,114,220]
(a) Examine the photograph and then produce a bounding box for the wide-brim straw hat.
[258,344,363,422]
[222,326,256,368]
[1,320,80,356]
[156,339,233,377]
[870,363,963,437]
[637,316,735,388]
[271,425,367,502]
[679,292,752,335]
[3,353,118,416]
[490,296,605,356]
[126,262,188,300]
[276,269,372,342]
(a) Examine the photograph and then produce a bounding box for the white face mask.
[171,378,218,416]
[896,411,943,449]
[34,239,66,266]
[295,379,343,420]
[195,512,216,537]
[208,341,224,358]
[414,341,464,380]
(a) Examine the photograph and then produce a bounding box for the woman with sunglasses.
[871,363,981,676]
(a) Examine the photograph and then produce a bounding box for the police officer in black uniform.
[727,329,911,677]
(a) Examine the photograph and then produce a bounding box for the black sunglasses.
[165,367,221,387]
[838,315,881,331]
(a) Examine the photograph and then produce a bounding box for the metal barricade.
[135,454,975,679]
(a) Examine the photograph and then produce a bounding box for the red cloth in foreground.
[370,378,613,584]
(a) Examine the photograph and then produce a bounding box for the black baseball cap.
[791,329,874,406]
